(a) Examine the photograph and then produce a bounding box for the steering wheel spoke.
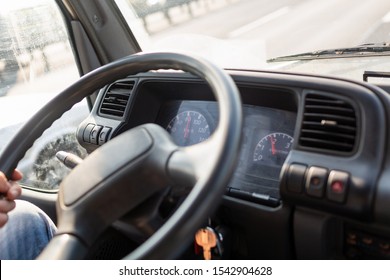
[116,187,172,241]
[167,129,226,186]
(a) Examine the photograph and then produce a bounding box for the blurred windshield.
[0,0,78,97]
[118,0,390,71]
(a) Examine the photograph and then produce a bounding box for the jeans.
[0,200,57,260]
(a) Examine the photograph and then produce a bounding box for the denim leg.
[0,200,57,260]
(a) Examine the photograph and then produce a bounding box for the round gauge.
[166,110,211,146]
[253,132,294,166]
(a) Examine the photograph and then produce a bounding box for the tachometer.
[166,110,210,146]
[253,132,294,166]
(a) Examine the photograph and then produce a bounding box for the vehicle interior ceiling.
[20,0,390,259]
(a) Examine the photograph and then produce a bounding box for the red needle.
[184,113,191,139]
[270,135,276,155]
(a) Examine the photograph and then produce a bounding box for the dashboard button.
[98,127,112,145]
[287,164,307,193]
[305,166,328,198]
[90,125,103,145]
[83,124,95,143]
[327,170,349,203]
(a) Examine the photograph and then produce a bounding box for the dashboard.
[78,74,299,206]
[76,70,390,259]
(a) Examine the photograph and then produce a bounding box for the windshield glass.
[118,0,390,80]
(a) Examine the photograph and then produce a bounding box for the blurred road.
[146,0,390,59]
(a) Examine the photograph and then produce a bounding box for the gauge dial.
[166,110,211,146]
[253,132,294,166]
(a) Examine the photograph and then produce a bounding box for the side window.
[0,2,79,96]
[0,1,89,190]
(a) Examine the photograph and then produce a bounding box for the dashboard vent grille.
[99,81,135,118]
[299,93,357,153]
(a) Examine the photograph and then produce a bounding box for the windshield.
[118,0,390,81]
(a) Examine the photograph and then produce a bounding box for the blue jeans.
[0,200,56,260]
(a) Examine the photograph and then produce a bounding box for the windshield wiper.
[268,43,390,62]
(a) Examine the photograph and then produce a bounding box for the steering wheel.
[0,52,242,259]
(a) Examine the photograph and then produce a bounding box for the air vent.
[299,93,357,153]
[99,80,135,118]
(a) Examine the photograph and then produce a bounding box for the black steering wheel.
[0,52,242,259]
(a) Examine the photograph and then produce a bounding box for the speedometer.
[166,110,210,146]
[253,132,294,166]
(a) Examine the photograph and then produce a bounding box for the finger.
[0,172,10,193]
[0,213,8,228]
[6,183,22,201]
[0,199,15,214]
[11,169,23,181]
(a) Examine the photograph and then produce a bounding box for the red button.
[327,170,349,203]
[331,181,344,193]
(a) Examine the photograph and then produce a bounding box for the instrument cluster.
[157,100,297,200]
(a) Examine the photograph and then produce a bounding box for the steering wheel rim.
[0,52,243,259]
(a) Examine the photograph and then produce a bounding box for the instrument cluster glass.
[166,110,210,146]
[157,100,296,200]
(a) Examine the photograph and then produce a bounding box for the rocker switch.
[327,170,349,203]
[287,164,307,193]
[98,127,112,145]
[83,124,95,143]
[305,166,328,198]
[90,125,103,145]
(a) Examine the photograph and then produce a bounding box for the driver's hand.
[0,170,23,228]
